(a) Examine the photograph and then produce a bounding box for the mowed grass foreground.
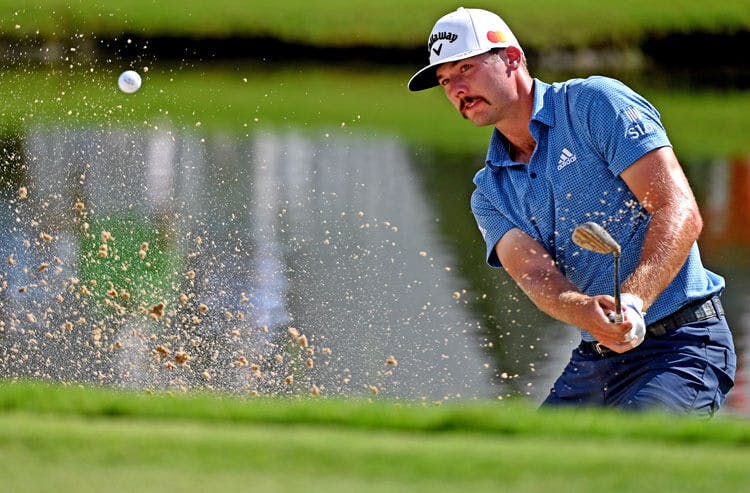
[1,381,749,492]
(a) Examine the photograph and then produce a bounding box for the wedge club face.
[572,222,623,322]
[571,222,621,256]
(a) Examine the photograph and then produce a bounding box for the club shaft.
[613,254,622,323]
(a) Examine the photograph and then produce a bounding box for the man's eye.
[460,64,471,73]
[439,78,449,86]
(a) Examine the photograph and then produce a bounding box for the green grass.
[3,0,750,50]
[1,381,750,492]
[0,64,748,160]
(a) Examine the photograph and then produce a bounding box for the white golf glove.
[620,293,646,346]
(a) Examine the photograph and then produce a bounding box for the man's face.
[435,51,512,127]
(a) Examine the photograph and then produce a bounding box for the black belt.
[583,295,724,357]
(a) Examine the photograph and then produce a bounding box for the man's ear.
[505,46,522,67]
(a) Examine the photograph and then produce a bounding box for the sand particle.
[153,345,171,359]
[174,350,190,365]
[149,302,166,319]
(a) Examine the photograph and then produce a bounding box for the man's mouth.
[460,96,486,113]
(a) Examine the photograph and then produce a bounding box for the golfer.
[408,7,735,414]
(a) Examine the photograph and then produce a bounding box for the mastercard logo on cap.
[486,30,507,43]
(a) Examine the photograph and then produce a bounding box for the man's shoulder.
[556,75,627,91]
[547,76,645,126]
[536,76,634,120]
[552,76,632,102]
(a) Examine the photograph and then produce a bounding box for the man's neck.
[508,138,536,163]
[496,77,536,163]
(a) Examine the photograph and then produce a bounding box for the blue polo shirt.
[471,76,724,336]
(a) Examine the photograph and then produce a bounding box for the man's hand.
[593,293,645,352]
[578,294,640,353]
[620,293,646,346]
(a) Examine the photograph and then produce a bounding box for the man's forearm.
[511,259,593,329]
[622,203,702,310]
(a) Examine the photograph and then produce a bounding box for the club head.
[572,222,621,257]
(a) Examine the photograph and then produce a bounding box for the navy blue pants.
[542,313,736,416]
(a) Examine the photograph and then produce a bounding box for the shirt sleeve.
[572,77,672,177]
[470,186,514,268]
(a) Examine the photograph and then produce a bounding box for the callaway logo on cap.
[408,7,523,91]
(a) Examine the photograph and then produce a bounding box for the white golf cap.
[408,7,523,91]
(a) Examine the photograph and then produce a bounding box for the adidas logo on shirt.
[557,148,577,170]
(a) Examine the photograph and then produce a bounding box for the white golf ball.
[117,70,142,94]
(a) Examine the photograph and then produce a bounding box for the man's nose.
[447,75,468,99]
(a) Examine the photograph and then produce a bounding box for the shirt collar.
[485,79,555,168]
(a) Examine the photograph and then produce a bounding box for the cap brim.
[407,48,493,91]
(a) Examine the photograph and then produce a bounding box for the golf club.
[572,222,623,323]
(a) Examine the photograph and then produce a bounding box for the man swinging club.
[408,7,736,414]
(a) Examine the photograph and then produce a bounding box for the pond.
[0,88,748,413]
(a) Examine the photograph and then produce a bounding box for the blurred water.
[0,126,499,400]
[1,126,748,412]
